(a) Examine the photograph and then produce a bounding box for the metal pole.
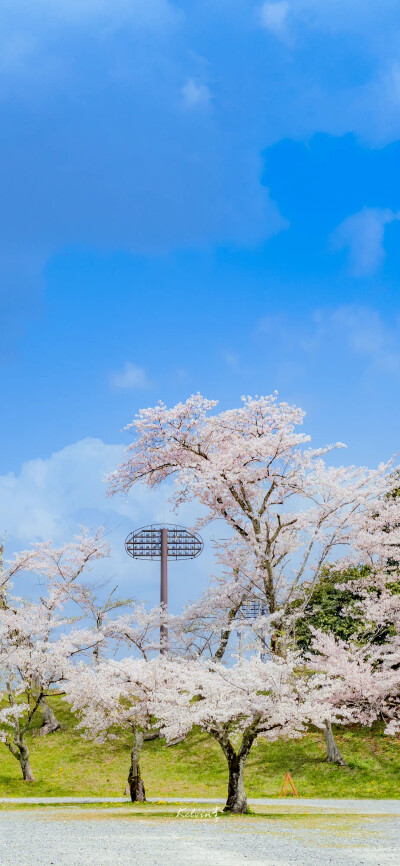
[238,628,243,662]
[160,528,168,654]
[260,634,266,663]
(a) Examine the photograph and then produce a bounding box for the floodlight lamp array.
[241,600,268,620]
[125,524,203,561]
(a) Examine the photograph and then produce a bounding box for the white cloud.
[259,2,291,38]
[0,438,215,608]
[256,305,400,380]
[109,362,152,390]
[301,305,400,377]
[260,0,397,39]
[254,1,400,146]
[0,0,179,90]
[0,438,123,543]
[331,207,400,276]
[181,79,211,109]
[327,306,400,375]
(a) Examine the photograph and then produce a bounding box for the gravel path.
[0,809,399,866]
[1,797,400,813]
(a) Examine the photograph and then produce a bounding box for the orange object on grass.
[279,772,299,797]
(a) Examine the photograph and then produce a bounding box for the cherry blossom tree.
[0,603,98,781]
[0,530,108,780]
[108,393,400,762]
[64,600,185,800]
[101,603,165,660]
[306,630,400,766]
[302,474,400,752]
[108,394,399,625]
[65,657,160,802]
[62,593,177,802]
[66,651,338,812]
[151,654,335,813]
[308,565,400,743]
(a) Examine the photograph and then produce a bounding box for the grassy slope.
[1,697,399,798]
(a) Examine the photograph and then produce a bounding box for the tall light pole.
[125,524,203,654]
[160,528,168,649]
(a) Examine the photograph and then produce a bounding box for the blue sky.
[1,0,400,608]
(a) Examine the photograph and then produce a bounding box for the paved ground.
[0,807,399,865]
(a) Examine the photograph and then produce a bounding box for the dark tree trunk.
[212,727,258,814]
[5,682,39,782]
[128,726,146,802]
[224,754,248,814]
[7,738,35,782]
[20,748,35,782]
[323,719,346,766]
[39,699,61,736]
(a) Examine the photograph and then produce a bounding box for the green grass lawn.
[1,696,399,798]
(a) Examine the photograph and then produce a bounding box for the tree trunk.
[165,735,185,746]
[212,726,258,814]
[323,719,346,766]
[20,749,35,782]
[128,726,145,802]
[8,739,36,782]
[224,754,248,814]
[5,728,36,782]
[143,730,160,741]
[39,699,61,736]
